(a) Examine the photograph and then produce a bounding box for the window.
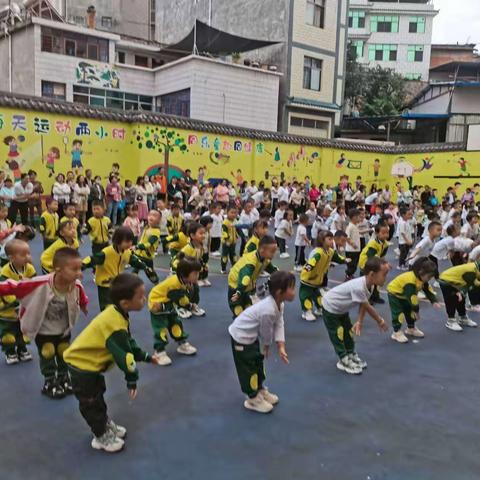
[135,55,149,67]
[407,45,424,62]
[152,58,165,68]
[41,81,66,100]
[348,10,365,29]
[101,16,113,28]
[370,15,399,33]
[368,44,397,62]
[157,89,191,117]
[303,56,322,91]
[305,0,326,29]
[73,15,85,26]
[350,40,364,59]
[65,39,76,56]
[117,51,126,64]
[405,73,422,80]
[409,16,425,33]
[87,44,98,61]
[290,116,329,131]
[73,85,153,110]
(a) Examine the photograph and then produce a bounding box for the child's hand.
[278,345,289,364]
[81,306,88,316]
[433,302,442,309]
[457,292,463,302]
[231,292,240,302]
[13,224,25,233]
[345,258,352,263]
[352,321,363,336]
[151,356,161,365]
[129,388,137,400]
[151,302,162,313]
[378,318,388,332]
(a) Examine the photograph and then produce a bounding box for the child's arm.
[231,264,256,301]
[332,251,349,264]
[130,253,159,284]
[82,252,106,270]
[136,234,160,255]
[422,282,440,307]
[39,216,47,236]
[353,302,387,335]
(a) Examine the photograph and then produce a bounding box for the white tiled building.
[348,0,438,80]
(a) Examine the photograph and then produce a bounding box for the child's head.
[92,200,105,217]
[467,212,479,225]
[127,204,139,217]
[278,201,288,211]
[147,210,161,228]
[244,200,253,214]
[171,204,180,216]
[297,213,308,226]
[284,209,294,221]
[267,270,296,302]
[259,209,271,222]
[375,223,390,242]
[52,247,82,284]
[412,257,437,283]
[64,203,76,218]
[0,204,8,220]
[5,239,31,268]
[364,257,389,287]
[428,220,442,240]
[58,220,76,240]
[258,235,277,260]
[316,231,334,249]
[253,219,269,238]
[187,222,206,245]
[375,205,383,216]
[334,230,347,249]
[156,199,165,211]
[112,226,134,252]
[176,253,202,284]
[227,206,238,221]
[199,215,213,231]
[45,198,58,214]
[400,207,412,220]
[348,208,360,223]
[72,139,82,150]
[110,273,145,312]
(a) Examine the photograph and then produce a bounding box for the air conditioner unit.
[406,120,416,130]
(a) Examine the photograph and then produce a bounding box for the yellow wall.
[1,107,479,196]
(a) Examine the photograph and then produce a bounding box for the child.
[345,208,361,280]
[149,255,199,366]
[166,203,184,236]
[275,209,294,259]
[439,261,480,332]
[0,240,36,364]
[273,201,288,231]
[294,213,310,271]
[61,203,82,241]
[430,225,459,286]
[166,222,189,259]
[82,227,155,311]
[228,236,278,317]
[407,221,443,271]
[245,220,269,254]
[388,257,440,343]
[133,210,162,277]
[299,231,347,322]
[397,208,414,269]
[322,257,389,375]
[228,271,294,413]
[461,211,479,240]
[86,200,112,255]
[221,206,239,274]
[40,220,79,274]
[39,198,59,249]
[123,204,141,243]
[156,199,170,253]
[369,205,383,227]
[65,273,159,453]
[305,202,317,239]
[0,247,88,398]
[199,215,213,287]
[208,203,223,257]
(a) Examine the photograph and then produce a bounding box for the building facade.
[348,0,437,80]
[156,0,349,138]
[430,44,480,70]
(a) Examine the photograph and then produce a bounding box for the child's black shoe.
[41,380,66,399]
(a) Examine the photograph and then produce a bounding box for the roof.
[430,61,480,72]
[431,44,477,51]
[0,91,465,154]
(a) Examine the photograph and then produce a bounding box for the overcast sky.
[433,0,480,46]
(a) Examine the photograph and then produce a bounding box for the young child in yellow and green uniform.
[133,210,162,274]
[39,198,59,249]
[244,220,269,254]
[221,206,239,274]
[0,239,36,364]
[227,235,278,318]
[300,231,348,322]
[439,261,480,332]
[82,227,157,311]
[61,203,82,241]
[166,203,184,236]
[65,273,161,453]
[40,220,79,274]
[149,255,200,366]
[86,200,112,255]
[166,223,189,258]
[388,257,440,344]
[199,215,213,286]
[358,222,390,305]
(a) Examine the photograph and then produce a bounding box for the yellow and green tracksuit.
[358,237,388,271]
[134,226,161,269]
[148,275,191,352]
[0,262,36,356]
[166,231,189,258]
[166,214,184,236]
[86,216,112,254]
[299,248,346,312]
[387,271,437,332]
[227,251,278,317]
[40,237,79,273]
[39,211,59,249]
[61,215,81,241]
[245,234,260,254]
[221,219,238,271]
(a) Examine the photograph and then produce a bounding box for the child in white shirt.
[397,208,414,269]
[275,209,294,259]
[294,214,311,271]
[345,208,361,279]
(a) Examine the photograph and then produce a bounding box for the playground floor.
[2,235,480,480]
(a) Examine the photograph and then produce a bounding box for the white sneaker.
[107,419,127,439]
[243,394,274,414]
[191,304,206,317]
[152,350,172,366]
[259,271,269,278]
[220,270,228,275]
[446,318,463,332]
[417,291,426,300]
[211,251,221,258]
[459,316,478,328]
[177,308,192,319]
[336,356,362,375]
[279,253,290,259]
[433,281,440,289]
[301,310,316,322]
[394,247,400,256]
[5,353,19,365]
[202,279,212,287]
[177,342,197,355]
[467,304,480,313]
[320,288,329,296]
[197,279,206,287]
[91,430,124,453]
[391,330,409,343]
[259,388,279,405]
[313,308,323,317]
[294,265,303,272]
[405,327,424,338]
[349,353,367,369]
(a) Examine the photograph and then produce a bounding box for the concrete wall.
[8,26,35,95]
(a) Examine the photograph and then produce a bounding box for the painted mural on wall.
[75,62,120,89]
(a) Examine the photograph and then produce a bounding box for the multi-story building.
[156,0,349,138]
[348,0,438,80]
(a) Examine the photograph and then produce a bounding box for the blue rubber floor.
[1,234,480,480]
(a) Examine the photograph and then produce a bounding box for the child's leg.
[150,312,171,352]
[160,235,168,253]
[97,286,111,311]
[35,334,59,381]
[189,283,200,305]
[229,245,237,267]
[221,244,229,271]
[299,284,320,312]
[299,246,306,266]
[389,294,410,332]
[322,310,348,359]
[341,314,355,356]
[399,244,409,266]
[211,237,220,253]
[0,319,19,358]
[230,337,264,398]
[55,334,72,385]
[440,283,461,319]
[228,288,252,318]
[294,246,300,265]
[168,313,189,345]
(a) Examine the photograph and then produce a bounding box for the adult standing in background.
[52,173,71,218]
[9,173,33,225]
[28,170,43,226]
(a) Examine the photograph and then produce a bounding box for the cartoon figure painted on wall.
[373,158,380,177]
[210,152,230,165]
[3,135,24,180]
[458,157,468,174]
[45,146,61,177]
[71,139,84,173]
[309,152,319,164]
[274,147,281,162]
[419,156,434,172]
[198,166,207,185]
[231,169,244,187]
[337,152,346,168]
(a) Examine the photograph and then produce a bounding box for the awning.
[164,20,281,55]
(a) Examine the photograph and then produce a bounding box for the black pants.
[276,236,286,254]
[8,200,29,225]
[211,237,221,252]
[345,252,360,278]
[440,282,466,318]
[399,244,411,267]
[428,255,439,279]
[295,246,306,266]
[69,366,108,438]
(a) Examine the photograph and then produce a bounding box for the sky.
[433,0,480,47]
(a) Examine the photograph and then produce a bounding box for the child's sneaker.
[152,350,172,366]
[191,304,205,317]
[313,308,323,317]
[211,251,221,258]
[259,388,279,405]
[58,375,74,394]
[259,271,270,278]
[197,279,206,287]
[17,349,32,362]
[294,265,302,272]
[433,281,440,289]
[320,287,329,296]
[5,353,19,365]
[279,253,290,259]
[446,318,463,332]
[391,330,409,343]
[417,291,426,300]
[177,308,192,319]
[336,356,362,375]
[177,342,197,355]
[405,327,424,338]
[349,353,367,369]
[243,394,274,414]
[91,430,124,453]
[107,419,127,439]
[459,316,477,328]
[301,310,316,322]
[202,279,212,287]
[467,304,480,313]
[41,380,66,399]
[220,270,228,275]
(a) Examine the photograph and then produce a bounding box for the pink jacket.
[0,274,88,340]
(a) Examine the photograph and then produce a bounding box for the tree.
[344,43,369,112]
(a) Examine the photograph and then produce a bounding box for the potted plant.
[232,52,241,64]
